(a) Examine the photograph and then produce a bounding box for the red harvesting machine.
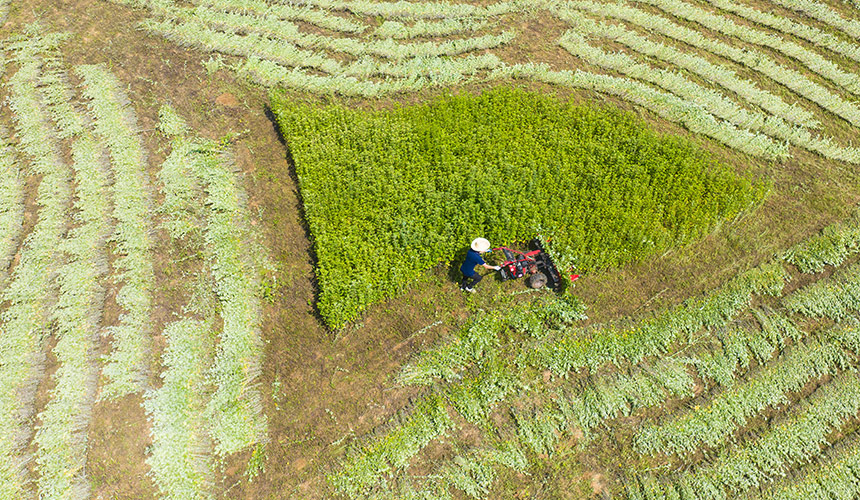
[494,238,579,289]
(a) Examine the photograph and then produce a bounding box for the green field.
[0,0,860,499]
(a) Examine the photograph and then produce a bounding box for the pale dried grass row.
[76,64,156,400]
[557,0,860,128]
[296,0,527,19]
[770,0,860,39]
[709,0,860,64]
[554,4,817,127]
[198,0,367,33]
[0,48,73,500]
[637,0,860,96]
[559,28,860,163]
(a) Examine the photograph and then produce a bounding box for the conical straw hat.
[471,237,490,252]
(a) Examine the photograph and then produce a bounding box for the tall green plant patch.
[271,87,764,328]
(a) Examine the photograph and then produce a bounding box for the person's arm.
[483,262,501,271]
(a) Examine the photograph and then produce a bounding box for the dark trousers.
[461,273,483,289]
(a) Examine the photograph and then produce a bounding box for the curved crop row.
[783,260,860,320]
[491,64,789,159]
[183,138,269,456]
[34,131,112,500]
[144,319,215,500]
[30,47,114,500]
[782,208,860,273]
[168,5,516,60]
[633,335,850,457]
[558,28,860,164]
[708,0,860,64]
[374,18,490,39]
[524,261,787,375]
[559,0,860,128]
[770,0,860,39]
[297,0,527,19]
[197,0,367,34]
[155,105,203,240]
[0,48,73,500]
[331,394,454,499]
[627,371,860,499]
[554,5,816,128]
[570,313,803,439]
[144,14,502,82]
[557,14,860,164]
[637,0,860,96]
[759,437,860,500]
[0,133,24,290]
[76,64,156,399]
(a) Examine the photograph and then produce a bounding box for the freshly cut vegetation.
[32,53,114,499]
[769,0,860,38]
[637,0,860,96]
[783,261,860,320]
[0,42,73,500]
[526,262,787,374]
[708,0,860,64]
[331,394,454,499]
[76,63,157,399]
[632,336,849,457]
[557,16,860,164]
[273,87,765,327]
[627,371,860,499]
[553,8,816,128]
[144,319,216,500]
[760,438,860,500]
[560,0,860,128]
[0,132,23,288]
[782,209,860,273]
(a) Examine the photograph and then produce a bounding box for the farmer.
[460,237,501,292]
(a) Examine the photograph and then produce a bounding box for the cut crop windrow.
[151,5,516,61]
[626,370,860,499]
[293,0,527,19]
[175,133,269,456]
[31,46,114,500]
[34,131,112,500]
[635,0,860,97]
[782,208,860,273]
[0,132,24,292]
[759,436,860,500]
[557,0,860,128]
[330,394,454,499]
[708,0,860,65]
[633,335,850,457]
[554,5,817,128]
[524,261,787,375]
[144,319,216,500]
[558,28,860,164]
[783,260,860,321]
[769,0,860,39]
[0,50,73,500]
[195,0,367,34]
[374,17,490,39]
[76,64,156,399]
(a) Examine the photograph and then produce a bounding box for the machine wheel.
[528,272,547,289]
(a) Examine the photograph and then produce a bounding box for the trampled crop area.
[1,0,860,499]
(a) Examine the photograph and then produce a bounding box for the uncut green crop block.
[271,87,764,328]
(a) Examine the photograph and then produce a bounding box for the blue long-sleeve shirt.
[460,249,485,277]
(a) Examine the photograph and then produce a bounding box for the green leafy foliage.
[783,209,860,273]
[272,87,764,327]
